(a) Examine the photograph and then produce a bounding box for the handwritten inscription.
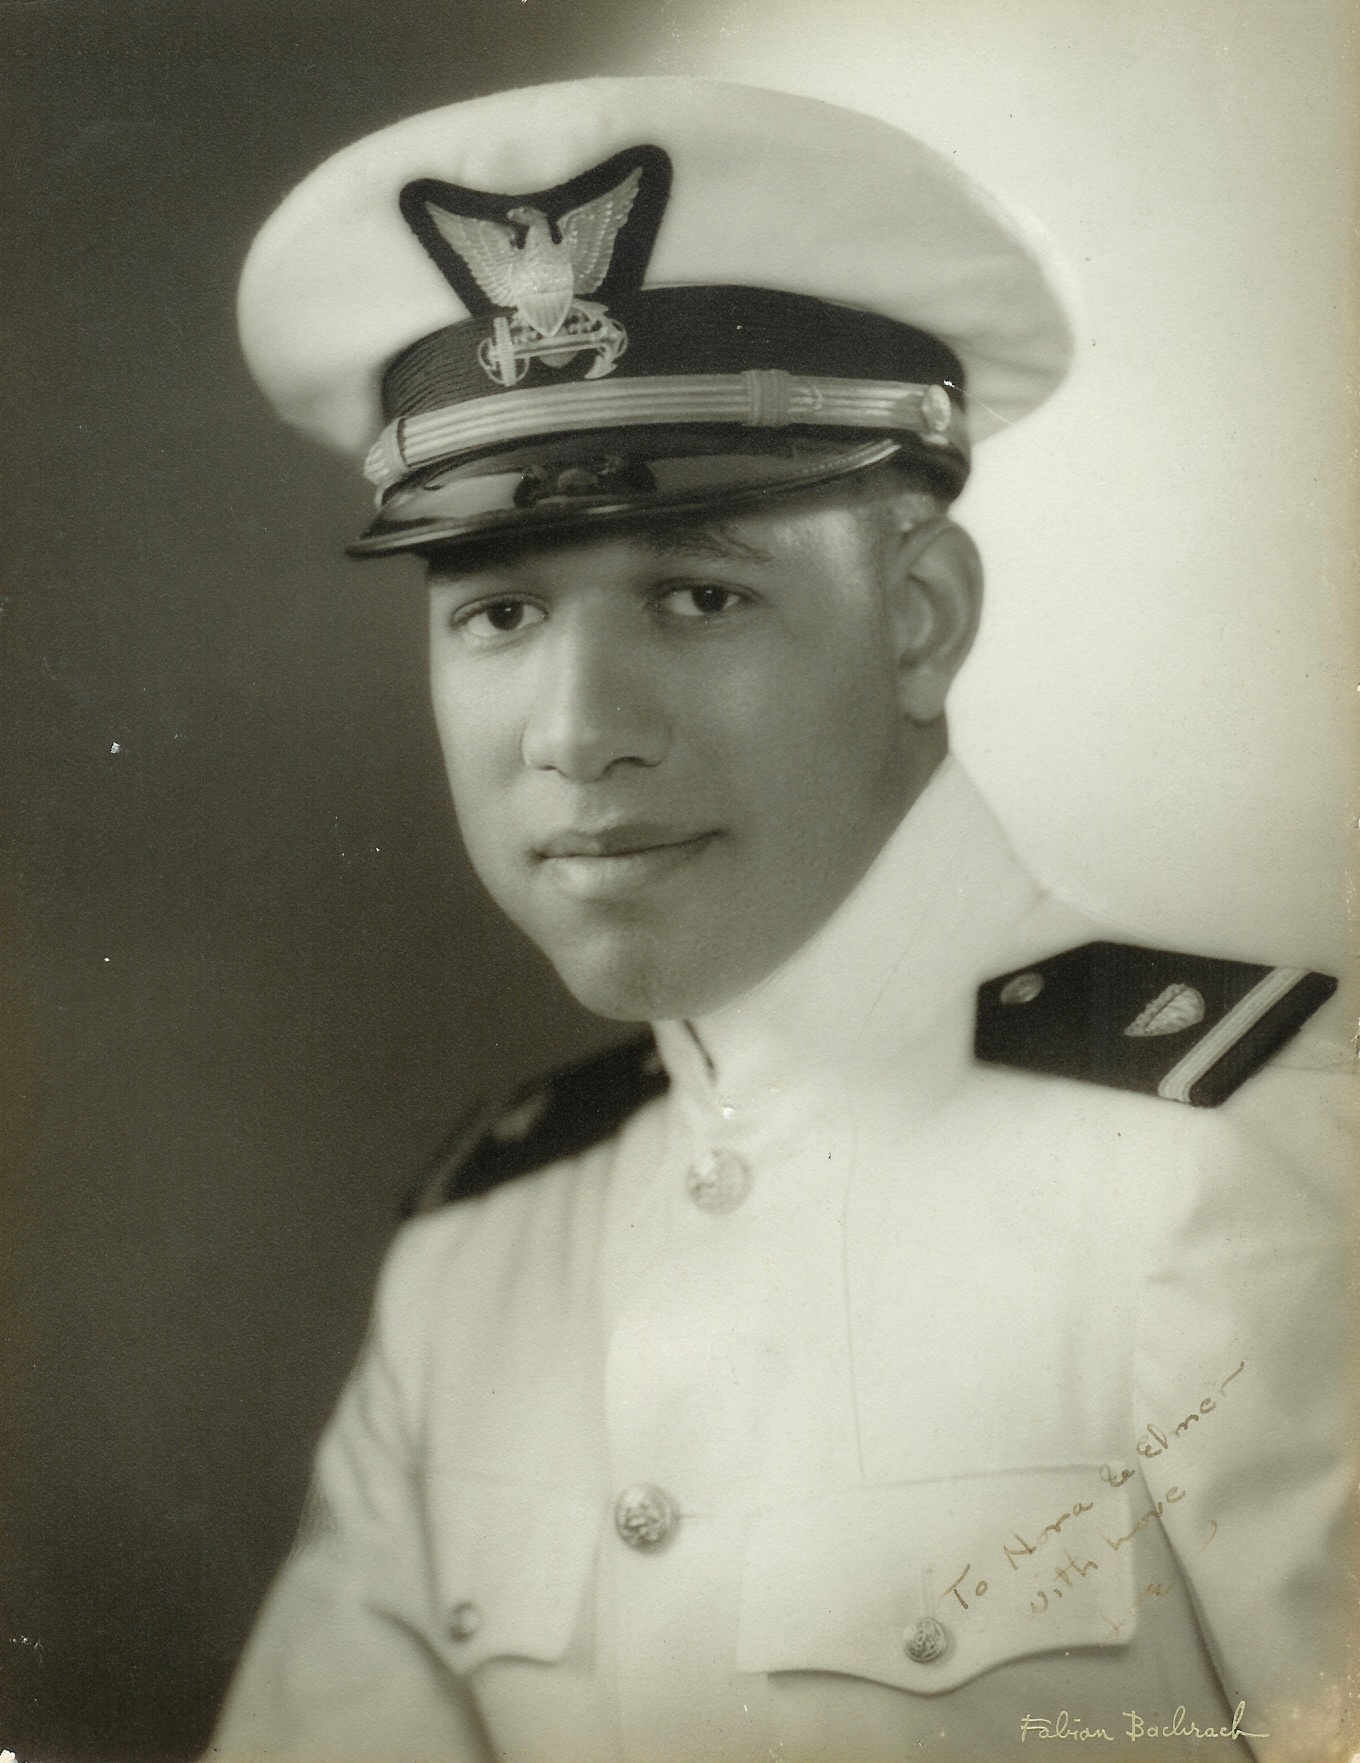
[1102,1485,1185,1553]
[1100,1576,1172,1640]
[1126,1703,1266,1742]
[1019,1704,1266,1743]
[941,1496,1097,1614]
[1136,1361,1245,1464]
[939,1359,1246,1628]
[942,1484,1202,1623]
[1003,1500,1096,1570]
[1019,1711,1114,1742]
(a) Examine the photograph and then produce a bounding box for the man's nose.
[520,616,670,780]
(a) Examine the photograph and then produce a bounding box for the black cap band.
[382,285,966,425]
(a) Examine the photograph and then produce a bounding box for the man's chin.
[544,932,746,1024]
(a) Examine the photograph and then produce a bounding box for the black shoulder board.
[403,1031,670,1215]
[975,942,1336,1107]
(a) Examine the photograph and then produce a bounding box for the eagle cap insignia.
[400,145,672,388]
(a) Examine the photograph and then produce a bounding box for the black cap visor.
[347,425,964,560]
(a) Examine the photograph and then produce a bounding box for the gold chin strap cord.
[365,373,960,491]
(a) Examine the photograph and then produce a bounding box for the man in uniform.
[210,78,1354,1763]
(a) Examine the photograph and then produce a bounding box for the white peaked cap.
[239,77,1078,557]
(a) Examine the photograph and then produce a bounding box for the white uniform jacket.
[210,762,1356,1763]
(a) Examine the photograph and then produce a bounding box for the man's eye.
[660,584,744,619]
[453,599,546,639]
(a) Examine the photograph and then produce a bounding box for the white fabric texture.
[209,761,1355,1763]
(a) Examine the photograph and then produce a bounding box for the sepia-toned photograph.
[2,3,1355,1760]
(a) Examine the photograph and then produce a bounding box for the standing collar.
[653,758,1044,1110]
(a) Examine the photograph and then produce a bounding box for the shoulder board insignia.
[403,1031,669,1215]
[975,942,1336,1107]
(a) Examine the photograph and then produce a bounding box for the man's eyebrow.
[424,523,774,582]
[637,525,775,565]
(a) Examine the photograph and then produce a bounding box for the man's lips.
[533,826,719,897]
[536,824,712,859]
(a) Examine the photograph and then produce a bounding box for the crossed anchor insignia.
[478,299,628,387]
[417,169,643,387]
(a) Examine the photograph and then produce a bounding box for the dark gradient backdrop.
[1,5,643,1758]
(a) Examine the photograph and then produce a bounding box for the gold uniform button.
[447,1599,482,1642]
[686,1148,751,1214]
[902,1615,950,1663]
[614,1483,680,1551]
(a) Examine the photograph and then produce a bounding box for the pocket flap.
[738,1467,1138,1695]
[426,1477,601,1672]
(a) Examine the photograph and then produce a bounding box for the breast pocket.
[423,1476,603,1676]
[737,1466,1138,1694]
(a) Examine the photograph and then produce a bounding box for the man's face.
[428,495,927,1020]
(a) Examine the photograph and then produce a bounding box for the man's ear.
[882,513,984,724]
